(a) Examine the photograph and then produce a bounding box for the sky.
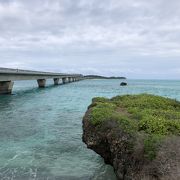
[0,0,180,79]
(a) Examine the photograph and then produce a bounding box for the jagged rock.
[120,82,127,86]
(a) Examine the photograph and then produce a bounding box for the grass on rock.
[90,94,180,160]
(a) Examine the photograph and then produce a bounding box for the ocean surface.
[0,79,180,180]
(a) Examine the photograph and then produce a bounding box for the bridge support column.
[54,78,59,85]
[37,79,46,88]
[0,81,14,94]
[62,77,68,84]
[68,77,73,83]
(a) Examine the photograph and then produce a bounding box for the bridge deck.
[0,68,83,94]
[0,68,82,81]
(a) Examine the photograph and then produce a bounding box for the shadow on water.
[0,82,82,110]
[0,83,70,104]
[13,83,65,96]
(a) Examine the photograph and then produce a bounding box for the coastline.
[83,94,180,180]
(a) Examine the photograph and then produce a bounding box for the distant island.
[84,75,126,79]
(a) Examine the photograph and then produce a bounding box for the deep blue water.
[0,79,180,180]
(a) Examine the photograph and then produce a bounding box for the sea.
[0,79,180,180]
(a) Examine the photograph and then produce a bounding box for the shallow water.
[0,79,180,180]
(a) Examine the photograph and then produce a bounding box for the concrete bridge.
[0,68,84,94]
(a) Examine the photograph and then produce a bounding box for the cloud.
[0,0,180,78]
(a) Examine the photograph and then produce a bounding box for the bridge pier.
[0,81,14,94]
[37,79,46,88]
[54,78,60,85]
[62,77,68,84]
[68,77,73,83]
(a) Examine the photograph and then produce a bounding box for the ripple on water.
[0,79,179,179]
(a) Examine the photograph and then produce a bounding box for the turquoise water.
[0,79,180,180]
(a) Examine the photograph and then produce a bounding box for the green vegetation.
[90,94,180,160]
[84,75,126,79]
[90,101,116,125]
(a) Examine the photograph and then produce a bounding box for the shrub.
[89,94,180,160]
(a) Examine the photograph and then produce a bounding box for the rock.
[120,82,127,86]
[82,94,180,180]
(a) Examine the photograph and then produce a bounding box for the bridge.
[0,68,84,94]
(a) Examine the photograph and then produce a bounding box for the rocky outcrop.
[83,110,135,179]
[82,94,180,180]
[120,82,127,86]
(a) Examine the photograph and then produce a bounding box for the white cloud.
[0,0,180,78]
